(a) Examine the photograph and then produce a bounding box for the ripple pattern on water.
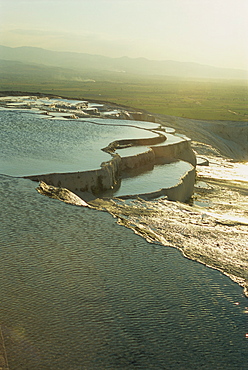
[0,110,159,177]
[0,175,247,369]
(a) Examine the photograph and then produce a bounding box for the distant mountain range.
[0,45,247,80]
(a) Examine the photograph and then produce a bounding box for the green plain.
[0,65,247,121]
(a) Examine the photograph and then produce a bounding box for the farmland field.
[0,62,247,121]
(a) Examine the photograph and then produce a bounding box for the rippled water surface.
[0,104,248,369]
[0,110,157,176]
[0,175,247,369]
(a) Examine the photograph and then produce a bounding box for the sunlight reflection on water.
[198,157,248,182]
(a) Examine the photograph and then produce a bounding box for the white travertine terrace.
[0,95,196,202]
[26,131,196,202]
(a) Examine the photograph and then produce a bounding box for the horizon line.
[1,44,248,73]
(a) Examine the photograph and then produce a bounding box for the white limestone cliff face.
[162,165,195,202]
[26,136,196,202]
[27,155,122,195]
[117,164,195,202]
[37,181,90,206]
[129,111,156,123]
[151,140,196,167]
[121,149,155,171]
[157,114,248,161]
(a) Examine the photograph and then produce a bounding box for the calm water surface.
[0,110,158,176]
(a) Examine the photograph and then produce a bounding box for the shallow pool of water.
[114,161,193,197]
[0,110,159,177]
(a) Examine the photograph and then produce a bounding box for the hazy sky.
[1,0,247,70]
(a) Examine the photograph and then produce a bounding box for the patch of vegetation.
[0,60,247,121]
